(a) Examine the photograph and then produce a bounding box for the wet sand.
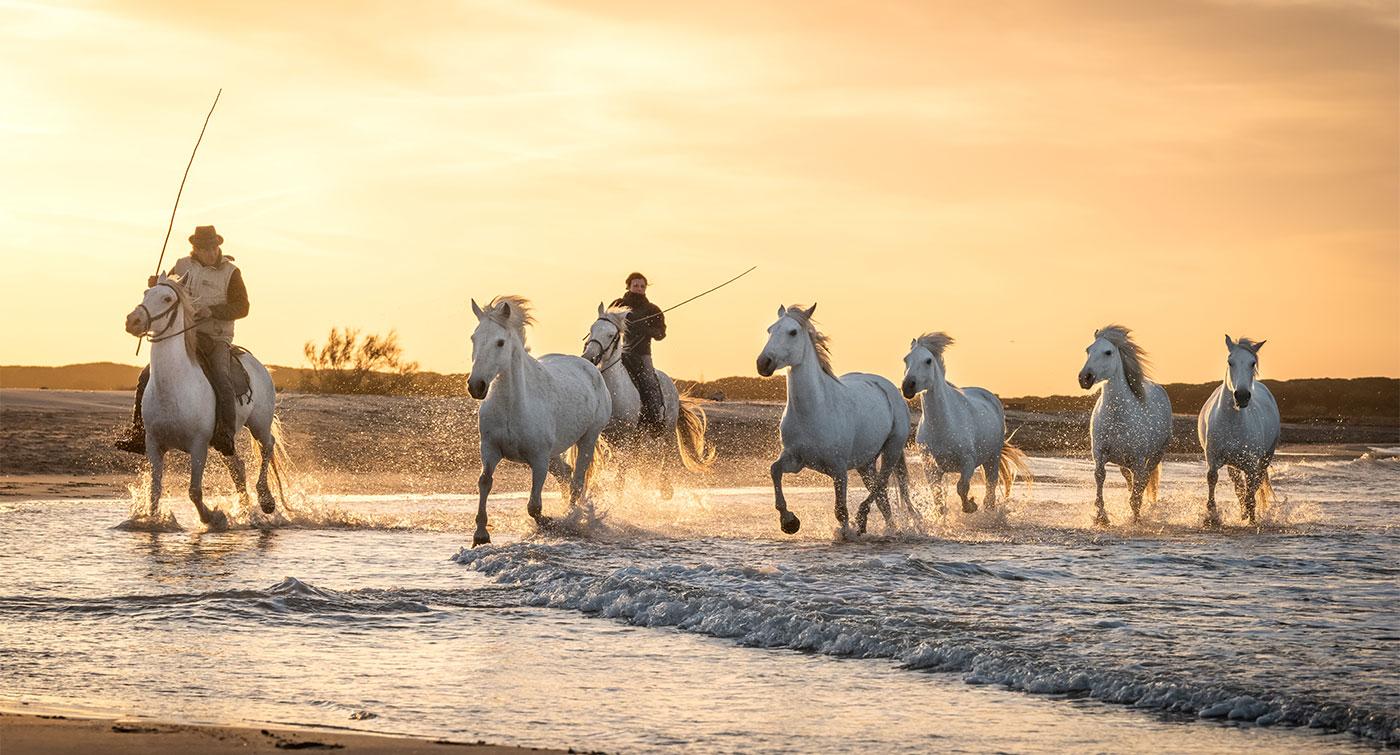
[0,710,570,754]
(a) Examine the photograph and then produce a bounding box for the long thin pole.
[138,88,222,357]
[153,88,221,278]
[630,265,757,324]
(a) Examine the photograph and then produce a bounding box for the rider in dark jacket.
[610,272,666,438]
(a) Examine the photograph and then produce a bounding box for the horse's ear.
[598,302,606,317]
[1253,340,1266,352]
[803,303,817,319]
[1224,334,1235,350]
[776,304,785,318]
[470,299,484,320]
[500,301,511,318]
[910,338,917,349]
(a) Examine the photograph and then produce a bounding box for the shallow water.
[1,452,1396,752]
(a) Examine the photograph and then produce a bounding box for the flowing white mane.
[1095,324,1151,401]
[783,304,835,378]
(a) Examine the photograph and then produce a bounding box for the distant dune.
[2,362,1395,423]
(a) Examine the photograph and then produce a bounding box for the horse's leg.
[957,464,977,513]
[1093,456,1109,526]
[528,455,551,525]
[770,451,804,534]
[548,455,573,489]
[570,431,602,507]
[1243,468,1261,524]
[833,470,852,537]
[225,440,251,511]
[854,465,876,535]
[923,459,946,516]
[1227,467,1248,507]
[1204,462,1222,528]
[474,448,501,547]
[983,460,1001,511]
[253,425,276,514]
[188,445,217,527]
[147,443,165,518]
[1121,467,1142,522]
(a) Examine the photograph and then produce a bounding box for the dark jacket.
[611,291,666,357]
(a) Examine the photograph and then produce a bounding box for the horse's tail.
[267,415,291,507]
[997,442,1034,498]
[1257,468,1274,509]
[675,392,717,472]
[1144,463,1162,503]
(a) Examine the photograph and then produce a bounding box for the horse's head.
[1224,334,1265,409]
[903,333,954,399]
[757,303,819,377]
[126,274,187,338]
[468,296,532,399]
[1079,331,1122,390]
[582,302,626,366]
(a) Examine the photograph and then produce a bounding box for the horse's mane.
[161,274,200,358]
[784,304,836,378]
[484,295,535,343]
[914,332,955,369]
[1095,324,1151,401]
[601,305,630,335]
[1233,336,1264,375]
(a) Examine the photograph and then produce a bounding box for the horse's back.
[838,371,910,443]
[538,353,612,434]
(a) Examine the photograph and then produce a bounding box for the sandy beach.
[0,709,569,754]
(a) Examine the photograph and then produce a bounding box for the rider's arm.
[650,308,666,341]
[207,269,249,320]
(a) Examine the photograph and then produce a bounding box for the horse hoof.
[1204,515,1222,528]
[473,529,491,547]
[779,512,801,535]
[962,500,978,514]
[205,510,229,531]
[1093,512,1110,527]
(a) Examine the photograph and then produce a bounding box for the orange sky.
[1,0,1396,396]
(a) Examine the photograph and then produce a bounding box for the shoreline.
[0,703,575,755]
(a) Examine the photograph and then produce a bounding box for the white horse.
[1197,336,1279,526]
[468,296,612,547]
[123,274,280,527]
[581,304,715,493]
[1078,324,1173,526]
[757,304,910,536]
[902,333,1031,514]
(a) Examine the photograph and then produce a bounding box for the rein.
[584,318,624,373]
[135,283,202,345]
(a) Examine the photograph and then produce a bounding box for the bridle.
[135,282,200,344]
[583,317,624,373]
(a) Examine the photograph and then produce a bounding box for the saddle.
[195,344,254,405]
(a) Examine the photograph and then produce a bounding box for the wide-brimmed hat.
[189,225,223,248]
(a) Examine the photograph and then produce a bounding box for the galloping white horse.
[468,296,611,547]
[1078,325,1172,525]
[1197,336,1279,526]
[581,304,715,492]
[757,304,910,536]
[123,274,280,526]
[902,333,1031,514]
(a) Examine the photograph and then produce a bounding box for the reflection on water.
[0,454,1395,752]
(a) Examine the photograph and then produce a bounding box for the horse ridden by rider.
[120,225,281,525]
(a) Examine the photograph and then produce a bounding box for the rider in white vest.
[115,225,249,456]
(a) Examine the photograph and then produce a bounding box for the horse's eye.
[495,339,504,347]
[1104,350,1112,356]
[787,329,798,337]
[925,358,933,365]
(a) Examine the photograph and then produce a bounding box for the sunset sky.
[1,0,1396,396]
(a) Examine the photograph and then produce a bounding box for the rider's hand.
[195,306,212,320]
[147,275,158,288]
